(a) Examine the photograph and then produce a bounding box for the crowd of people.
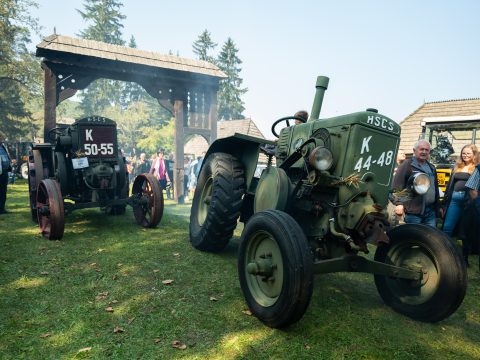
[125,149,205,201]
[391,140,480,268]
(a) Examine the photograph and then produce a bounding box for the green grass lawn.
[1,181,480,359]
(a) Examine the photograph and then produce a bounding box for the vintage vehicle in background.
[28,116,163,240]
[189,76,467,328]
[4,142,32,179]
[421,117,480,195]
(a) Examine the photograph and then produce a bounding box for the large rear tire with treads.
[189,152,245,252]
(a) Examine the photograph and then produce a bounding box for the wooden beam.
[58,88,77,103]
[207,89,218,143]
[183,128,213,138]
[43,64,57,142]
[173,100,186,203]
[158,99,174,115]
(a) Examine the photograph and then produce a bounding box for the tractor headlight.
[412,173,430,195]
[308,146,334,171]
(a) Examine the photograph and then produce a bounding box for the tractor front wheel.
[28,149,46,222]
[36,179,65,240]
[238,210,314,328]
[374,224,467,322]
[131,173,163,227]
[189,152,245,252]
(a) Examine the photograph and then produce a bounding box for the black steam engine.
[28,116,163,240]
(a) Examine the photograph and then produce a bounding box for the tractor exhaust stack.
[309,76,329,121]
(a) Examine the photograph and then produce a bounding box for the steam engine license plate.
[72,157,89,169]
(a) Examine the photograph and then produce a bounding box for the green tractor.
[189,76,467,328]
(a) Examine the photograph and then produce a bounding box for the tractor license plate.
[72,157,89,170]
[437,173,445,186]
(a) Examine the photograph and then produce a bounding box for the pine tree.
[192,29,217,63]
[77,0,126,45]
[216,38,247,120]
[76,0,126,115]
[0,0,41,140]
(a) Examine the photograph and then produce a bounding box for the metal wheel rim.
[36,180,64,239]
[134,177,154,226]
[37,182,52,237]
[244,230,284,307]
[198,176,213,226]
[21,163,29,179]
[385,242,439,305]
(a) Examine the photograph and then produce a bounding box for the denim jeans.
[405,206,437,228]
[442,191,465,236]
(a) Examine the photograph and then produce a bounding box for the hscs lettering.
[367,115,394,131]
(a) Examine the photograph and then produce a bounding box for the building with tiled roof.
[399,98,480,155]
[184,118,265,158]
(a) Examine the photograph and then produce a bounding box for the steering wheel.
[271,116,307,138]
[48,127,68,142]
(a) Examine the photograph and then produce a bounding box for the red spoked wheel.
[28,149,46,222]
[131,173,163,228]
[36,179,65,240]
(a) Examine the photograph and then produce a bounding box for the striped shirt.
[465,167,480,190]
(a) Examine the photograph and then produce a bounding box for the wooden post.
[174,99,185,203]
[207,89,218,144]
[43,64,57,142]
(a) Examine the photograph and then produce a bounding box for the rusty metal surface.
[132,173,163,228]
[36,179,65,240]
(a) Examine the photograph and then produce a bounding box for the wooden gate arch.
[36,34,226,202]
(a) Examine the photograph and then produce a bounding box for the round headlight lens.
[412,173,430,195]
[308,146,334,171]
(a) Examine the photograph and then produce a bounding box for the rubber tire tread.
[238,210,314,328]
[374,224,467,322]
[190,152,245,252]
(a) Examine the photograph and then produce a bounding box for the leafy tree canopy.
[0,0,42,141]
[136,117,175,157]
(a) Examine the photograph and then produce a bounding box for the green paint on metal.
[243,230,284,307]
[309,76,329,121]
[254,167,290,213]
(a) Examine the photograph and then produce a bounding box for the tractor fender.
[204,134,275,191]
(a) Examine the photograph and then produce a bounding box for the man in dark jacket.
[0,133,12,214]
[391,139,440,227]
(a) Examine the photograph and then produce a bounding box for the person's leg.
[159,179,167,197]
[422,207,438,228]
[0,172,8,212]
[458,201,475,266]
[442,192,464,236]
[184,175,189,200]
[404,213,423,224]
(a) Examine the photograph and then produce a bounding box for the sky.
[30,0,480,139]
